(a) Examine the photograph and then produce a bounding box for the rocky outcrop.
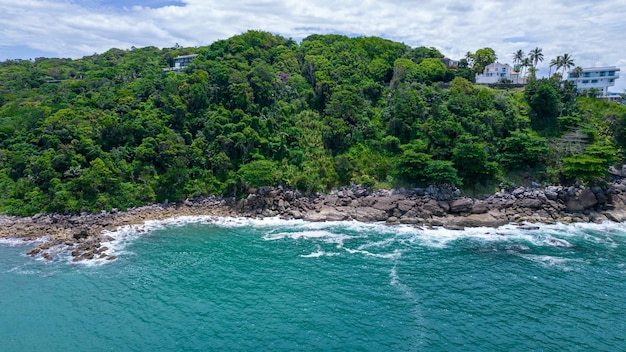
[4,179,626,262]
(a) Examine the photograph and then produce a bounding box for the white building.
[567,66,620,96]
[163,54,199,72]
[475,62,525,84]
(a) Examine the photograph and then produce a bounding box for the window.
[608,71,615,76]
[609,79,614,83]
[591,79,598,83]
[600,72,606,76]
[584,72,590,77]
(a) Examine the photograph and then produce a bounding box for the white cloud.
[0,0,625,91]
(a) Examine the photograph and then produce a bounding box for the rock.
[449,198,474,213]
[372,197,400,212]
[518,198,544,209]
[605,210,626,222]
[386,217,399,224]
[518,225,540,230]
[27,247,41,256]
[544,189,558,201]
[437,201,450,213]
[566,189,598,212]
[303,207,348,222]
[397,200,415,213]
[595,192,607,204]
[443,224,465,231]
[350,207,389,222]
[73,229,90,240]
[471,201,489,214]
[399,217,420,224]
[445,213,509,228]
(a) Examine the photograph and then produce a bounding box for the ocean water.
[1,218,625,351]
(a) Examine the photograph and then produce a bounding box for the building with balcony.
[567,66,620,97]
[475,62,525,84]
[163,54,199,72]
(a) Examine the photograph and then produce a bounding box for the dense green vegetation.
[1,31,625,215]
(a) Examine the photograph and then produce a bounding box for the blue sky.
[0,0,625,92]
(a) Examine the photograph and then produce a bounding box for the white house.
[567,66,620,96]
[163,54,199,72]
[475,62,525,84]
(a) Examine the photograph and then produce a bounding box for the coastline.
[3,180,626,262]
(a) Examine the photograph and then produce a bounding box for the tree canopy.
[0,31,624,215]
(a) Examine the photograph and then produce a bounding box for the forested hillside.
[1,31,625,215]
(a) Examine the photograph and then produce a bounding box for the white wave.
[344,247,403,259]
[0,236,48,247]
[518,254,585,270]
[300,250,341,258]
[25,214,626,266]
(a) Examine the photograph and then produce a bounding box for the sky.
[0,0,625,93]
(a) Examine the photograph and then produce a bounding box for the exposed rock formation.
[4,178,626,262]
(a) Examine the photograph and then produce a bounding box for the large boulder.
[566,189,598,212]
[372,196,402,212]
[397,200,415,213]
[449,198,474,213]
[445,213,509,228]
[349,207,389,222]
[471,201,490,214]
[517,198,544,209]
[303,207,349,222]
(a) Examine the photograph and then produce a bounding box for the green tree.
[471,48,497,75]
[529,47,544,68]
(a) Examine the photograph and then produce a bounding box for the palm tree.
[560,53,574,76]
[513,49,524,69]
[521,57,531,79]
[529,47,544,68]
[571,66,584,78]
[527,66,537,81]
[549,56,561,77]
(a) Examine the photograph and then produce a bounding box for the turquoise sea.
[1,217,625,351]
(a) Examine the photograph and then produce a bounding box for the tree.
[571,66,584,78]
[559,53,574,76]
[471,48,497,75]
[512,50,525,67]
[525,79,560,135]
[529,47,544,68]
[563,142,618,183]
[520,57,531,79]
[549,56,560,77]
[238,159,281,188]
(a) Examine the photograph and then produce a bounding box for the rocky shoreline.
[4,177,626,262]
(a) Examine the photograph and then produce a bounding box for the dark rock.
[372,197,400,212]
[73,229,90,240]
[351,207,388,222]
[566,189,598,212]
[27,247,41,256]
[471,201,489,214]
[518,198,544,209]
[449,198,474,213]
[397,200,415,213]
[595,192,607,204]
[544,190,558,201]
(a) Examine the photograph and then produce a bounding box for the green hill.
[1,30,625,215]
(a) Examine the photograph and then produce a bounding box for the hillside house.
[163,54,199,72]
[475,62,525,84]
